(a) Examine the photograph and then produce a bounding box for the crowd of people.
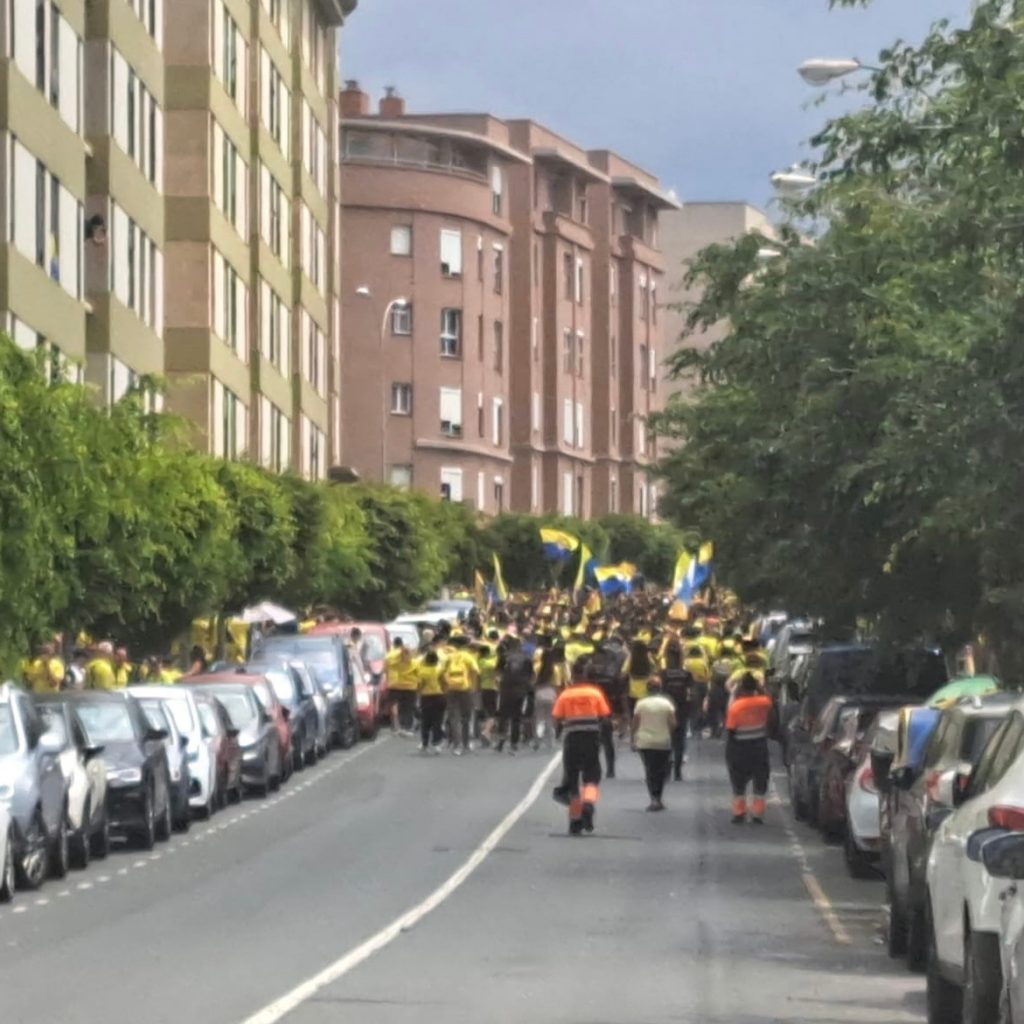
[383,590,776,834]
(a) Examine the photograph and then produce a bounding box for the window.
[260,282,289,375]
[391,383,412,415]
[649,345,658,391]
[111,51,161,184]
[652,281,658,324]
[575,191,588,224]
[532,391,541,433]
[574,402,584,449]
[493,245,504,295]
[110,203,161,327]
[213,251,247,359]
[477,237,484,281]
[531,317,539,363]
[27,1,79,129]
[611,407,618,446]
[562,329,573,373]
[563,252,574,299]
[127,0,163,41]
[562,399,573,446]
[477,314,484,360]
[477,392,484,437]
[261,48,289,156]
[610,266,617,307]
[302,311,326,394]
[637,420,647,456]
[440,229,462,276]
[477,471,485,511]
[493,320,504,372]
[300,206,325,288]
[610,337,618,376]
[610,478,619,513]
[440,308,461,357]
[639,275,649,321]
[575,258,584,304]
[494,479,505,512]
[301,416,326,480]
[391,302,412,335]
[214,126,247,237]
[212,379,247,459]
[259,397,291,472]
[492,398,504,446]
[440,468,463,503]
[214,3,246,112]
[439,387,462,437]
[259,165,287,262]
[562,471,574,516]
[389,465,412,490]
[491,165,503,215]
[576,331,585,378]
[390,225,412,256]
[533,241,539,287]
[639,344,648,389]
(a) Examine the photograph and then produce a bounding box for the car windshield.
[38,707,69,746]
[0,706,18,754]
[76,703,136,744]
[208,691,255,726]
[265,670,296,704]
[138,701,172,737]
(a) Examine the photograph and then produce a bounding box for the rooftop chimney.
[340,79,370,118]
[379,86,406,119]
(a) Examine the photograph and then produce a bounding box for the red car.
[309,622,387,736]
[195,671,293,783]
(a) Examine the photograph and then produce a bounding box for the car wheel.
[886,879,908,959]
[963,928,1002,1024]
[173,793,191,833]
[789,767,808,822]
[362,715,379,741]
[339,706,358,750]
[90,807,110,860]
[843,830,874,879]
[155,792,172,842]
[907,903,928,972]
[925,904,963,1024]
[134,789,156,851]
[230,776,242,804]
[70,800,91,870]
[293,731,305,772]
[16,810,48,890]
[0,825,16,903]
[49,807,70,880]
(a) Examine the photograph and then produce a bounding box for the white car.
[843,710,900,878]
[0,801,14,902]
[36,700,109,867]
[979,831,1024,1024]
[130,687,217,819]
[925,703,1024,1024]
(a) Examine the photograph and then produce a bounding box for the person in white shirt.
[632,679,678,812]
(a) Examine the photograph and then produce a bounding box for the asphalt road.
[0,733,926,1024]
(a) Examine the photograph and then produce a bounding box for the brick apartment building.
[339,85,678,518]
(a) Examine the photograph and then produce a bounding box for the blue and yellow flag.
[677,542,715,604]
[540,528,579,562]
[492,553,509,603]
[573,544,599,601]
[594,564,633,598]
[672,551,689,595]
[474,570,488,609]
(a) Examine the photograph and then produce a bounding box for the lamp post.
[797,57,881,86]
[356,287,409,482]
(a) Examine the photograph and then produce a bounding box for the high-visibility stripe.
[733,727,768,741]
[562,718,603,733]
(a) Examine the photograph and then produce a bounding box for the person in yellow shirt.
[86,642,118,691]
[113,647,133,688]
[385,638,419,735]
[623,637,655,716]
[475,634,500,747]
[726,641,768,697]
[564,628,594,674]
[27,642,65,694]
[416,649,446,753]
[440,632,478,755]
[160,656,183,685]
[683,644,711,686]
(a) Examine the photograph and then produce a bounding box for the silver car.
[291,661,329,759]
[0,801,15,902]
[36,700,109,867]
[0,684,68,889]
[135,697,191,832]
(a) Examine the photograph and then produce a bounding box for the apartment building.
[338,86,525,514]
[164,0,351,479]
[0,0,353,480]
[339,90,677,519]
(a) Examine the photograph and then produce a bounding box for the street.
[1,735,924,1024]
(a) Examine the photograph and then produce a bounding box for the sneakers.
[508,746,518,756]
[568,819,584,836]
[606,768,615,780]
[453,747,463,757]
[750,817,764,825]
[673,769,683,782]
[431,745,443,756]
[731,814,746,825]
[581,802,595,833]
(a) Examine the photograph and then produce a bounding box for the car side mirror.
[84,744,105,761]
[981,833,1024,879]
[38,731,64,754]
[226,727,240,740]
[146,727,168,742]
[280,707,291,721]
[179,734,189,749]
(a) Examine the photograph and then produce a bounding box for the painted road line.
[239,752,562,1024]
[769,779,851,946]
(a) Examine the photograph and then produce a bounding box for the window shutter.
[575,402,584,448]
[58,20,78,130]
[562,399,573,445]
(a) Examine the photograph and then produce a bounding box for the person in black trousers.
[659,640,693,782]
[496,636,534,754]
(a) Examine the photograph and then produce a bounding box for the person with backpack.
[496,636,534,754]
[623,635,655,718]
[659,639,693,781]
[588,640,626,778]
[440,630,478,756]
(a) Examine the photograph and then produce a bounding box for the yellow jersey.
[386,649,419,691]
[441,650,478,693]
[27,656,64,694]
[86,658,118,691]
[684,656,711,686]
[478,654,498,692]
[417,662,444,697]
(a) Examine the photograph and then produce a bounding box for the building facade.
[0,0,354,481]
[338,87,527,514]
[340,90,677,519]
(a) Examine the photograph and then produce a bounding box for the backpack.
[589,647,623,687]
[500,652,534,692]
[662,668,692,711]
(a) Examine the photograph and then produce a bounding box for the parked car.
[191,692,242,808]
[310,621,390,728]
[36,698,110,867]
[68,692,173,851]
[0,684,67,887]
[783,643,947,774]
[980,831,1024,1024]
[349,653,380,739]
[252,635,358,749]
[886,694,1013,969]
[134,696,191,832]
[186,681,282,796]
[843,708,900,879]
[290,661,330,759]
[767,619,816,698]
[790,692,908,831]
[422,598,476,621]
[260,666,318,770]
[0,802,14,902]
[385,621,421,653]
[925,702,1024,1024]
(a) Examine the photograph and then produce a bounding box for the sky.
[341,0,971,212]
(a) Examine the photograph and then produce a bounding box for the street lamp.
[797,57,880,86]
[770,164,817,194]
[356,287,409,482]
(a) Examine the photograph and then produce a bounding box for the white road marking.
[769,781,851,945]
[76,882,92,891]
[34,898,48,906]
[238,752,562,1024]
[12,905,26,914]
